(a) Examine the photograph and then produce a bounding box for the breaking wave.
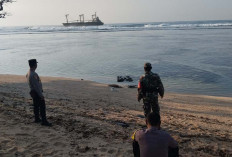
[1,20,232,34]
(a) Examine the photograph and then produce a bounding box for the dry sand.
[0,74,231,157]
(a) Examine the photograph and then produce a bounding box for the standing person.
[132,112,179,157]
[137,62,164,117]
[26,59,52,126]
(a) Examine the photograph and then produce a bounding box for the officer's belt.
[145,92,158,97]
[145,91,158,94]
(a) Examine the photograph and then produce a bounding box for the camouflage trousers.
[142,94,160,117]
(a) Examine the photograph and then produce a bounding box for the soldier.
[26,59,52,126]
[137,62,164,117]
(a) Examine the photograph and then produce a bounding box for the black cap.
[28,59,38,66]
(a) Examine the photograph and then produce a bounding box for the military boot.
[41,120,52,127]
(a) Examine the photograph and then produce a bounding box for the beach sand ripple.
[0,75,231,156]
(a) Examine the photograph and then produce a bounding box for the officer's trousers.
[143,95,160,117]
[32,93,47,122]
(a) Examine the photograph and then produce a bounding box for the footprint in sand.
[40,129,51,133]
[43,150,59,156]
[108,149,116,153]
[6,146,18,153]
[76,146,90,153]
[28,143,48,150]
[31,153,42,157]
[53,142,66,147]
[20,126,30,131]
[50,136,61,142]
[99,148,107,152]
[126,149,133,154]
[15,133,30,136]
[1,139,11,144]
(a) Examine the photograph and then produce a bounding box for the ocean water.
[0,20,232,97]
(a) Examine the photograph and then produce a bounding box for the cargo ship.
[63,12,104,27]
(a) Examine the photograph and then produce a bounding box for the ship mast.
[79,14,84,22]
[65,14,69,23]
[92,12,97,21]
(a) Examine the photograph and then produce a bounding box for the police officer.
[26,59,52,126]
[137,62,164,117]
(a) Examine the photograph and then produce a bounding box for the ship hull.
[63,21,104,27]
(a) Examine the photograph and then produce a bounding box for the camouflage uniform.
[138,63,164,117]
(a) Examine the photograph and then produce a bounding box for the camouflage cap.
[144,62,152,68]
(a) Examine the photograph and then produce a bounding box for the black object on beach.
[136,115,145,118]
[108,84,122,88]
[117,76,133,82]
[116,121,129,128]
[128,85,137,88]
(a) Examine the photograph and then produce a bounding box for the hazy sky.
[0,0,232,26]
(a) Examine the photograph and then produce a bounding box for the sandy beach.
[0,74,231,157]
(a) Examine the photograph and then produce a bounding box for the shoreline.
[2,73,232,98]
[0,74,232,156]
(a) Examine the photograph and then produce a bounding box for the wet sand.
[0,74,231,156]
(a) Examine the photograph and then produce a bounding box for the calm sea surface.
[0,20,232,97]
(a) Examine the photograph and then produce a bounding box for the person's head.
[146,112,161,128]
[144,62,152,72]
[28,59,38,70]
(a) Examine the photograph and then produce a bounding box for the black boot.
[34,118,42,123]
[41,120,52,126]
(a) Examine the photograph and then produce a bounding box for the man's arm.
[137,77,143,102]
[157,75,164,98]
[168,134,179,157]
[133,140,140,157]
[131,131,140,157]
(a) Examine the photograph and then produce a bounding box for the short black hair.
[147,112,161,126]
[144,67,152,72]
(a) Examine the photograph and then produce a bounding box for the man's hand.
[137,94,142,102]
